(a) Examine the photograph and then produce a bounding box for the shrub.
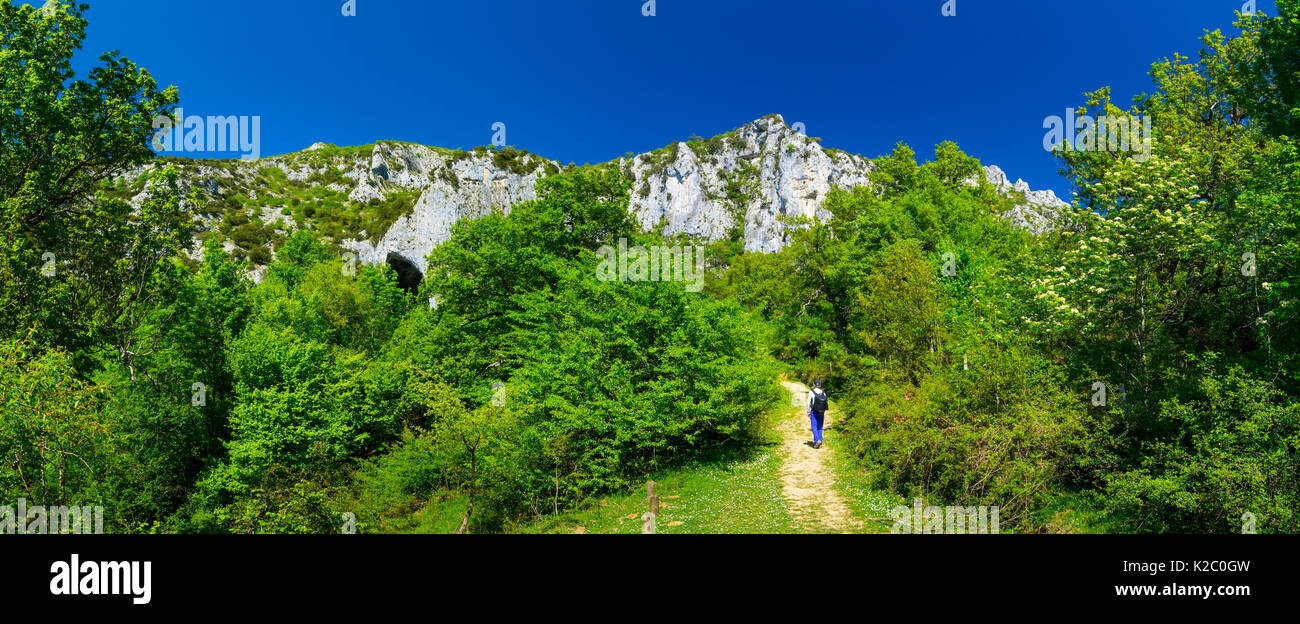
[839,345,1091,531]
[1102,364,1300,534]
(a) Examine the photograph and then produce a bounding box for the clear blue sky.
[56,0,1272,199]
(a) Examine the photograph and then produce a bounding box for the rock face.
[123,115,1068,280]
[339,143,556,276]
[977,164,1068,235]
[622,115,876,253]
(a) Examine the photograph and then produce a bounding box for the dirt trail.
[778,380,861,533]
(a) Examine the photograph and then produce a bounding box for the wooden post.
[641,481,659,534]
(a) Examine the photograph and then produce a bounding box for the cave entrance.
[386,253,424,293]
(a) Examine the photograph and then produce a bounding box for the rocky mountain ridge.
[118,114,1068,282]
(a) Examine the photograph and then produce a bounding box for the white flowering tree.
[1032,18,1284,413]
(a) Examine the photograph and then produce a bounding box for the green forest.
[2,1,1298,534]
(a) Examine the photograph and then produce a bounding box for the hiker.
[808,380,828,449]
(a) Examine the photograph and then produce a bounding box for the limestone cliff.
[119,114,1068,280]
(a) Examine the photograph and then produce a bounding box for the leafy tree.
[1238,0,1300,138]
[1105,362,1300,533]
[0,1,181,368]
[0,338,108,507]
[856,240,947,385]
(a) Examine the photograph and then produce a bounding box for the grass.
[356,492,473,534]
[515,385,911,535]
[518,408,797,534]
[823,429,902,534]
[1031,491,1120,534]
[517,445,795,534]
[361,441,797,534]
[346,386,912,534]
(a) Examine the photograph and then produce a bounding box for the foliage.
[5,2,1300,535]
[0,0,184,369]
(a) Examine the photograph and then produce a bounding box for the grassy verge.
[360,493,472,534]
[823,439,901,534]
[822,404,904,534]
[1031,491,1119,534]
[518,410,796,534]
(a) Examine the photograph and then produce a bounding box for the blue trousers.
[810,410,825,443]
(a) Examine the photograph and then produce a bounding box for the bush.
[1102,364,1300,533]
[230,223,268,250]
[839,345,1091,531]
[248,245,272,265]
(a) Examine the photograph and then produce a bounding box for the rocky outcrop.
[339,143,556,276]
[120,115,1069,280]
[976,164,1068,234]
[622,114,875,253]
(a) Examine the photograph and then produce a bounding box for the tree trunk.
[457,494,473,535]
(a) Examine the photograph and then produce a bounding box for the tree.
[0,0,181,367]
[435,406,503,534]
[856,240,948,385]
[0,338,109,507]
[1238,1,1300,138]
[1030,9,1300,533]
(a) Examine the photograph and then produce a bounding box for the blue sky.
[58,0,1272,199]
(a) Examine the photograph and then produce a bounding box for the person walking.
[808,380,829,449]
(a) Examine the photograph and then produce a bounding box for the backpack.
[811,389,828,412]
